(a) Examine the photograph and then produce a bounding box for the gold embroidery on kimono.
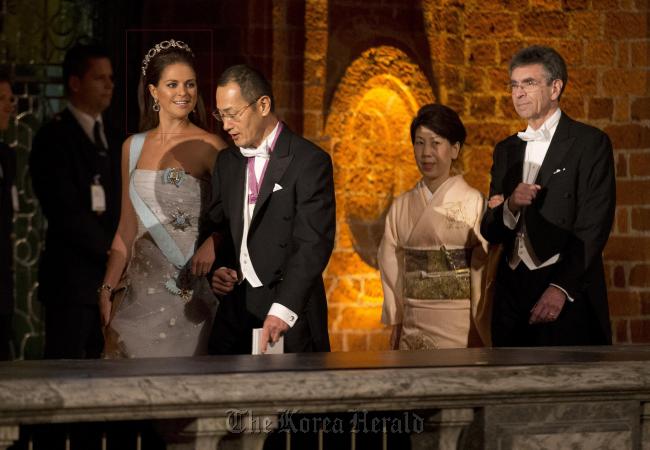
[403,247,471,300]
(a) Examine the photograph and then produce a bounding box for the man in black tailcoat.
[206,65,335,354]
[481,46,615,347]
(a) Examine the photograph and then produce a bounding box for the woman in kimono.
[98,39,226,357]
[378,104,491,350]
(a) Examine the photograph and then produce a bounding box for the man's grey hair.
[509,46,568,99]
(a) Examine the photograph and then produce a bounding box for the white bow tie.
[517,128,550,142]
[240,146,270,159]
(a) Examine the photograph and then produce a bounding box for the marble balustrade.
[2,346,650,449]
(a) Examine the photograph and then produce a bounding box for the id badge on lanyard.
[90,174,106,213]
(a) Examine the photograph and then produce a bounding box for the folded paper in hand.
[252,328,284,355]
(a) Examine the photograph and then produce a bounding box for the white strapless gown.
[106,169,216,358]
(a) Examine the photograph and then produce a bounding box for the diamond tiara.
[141,39,193,76]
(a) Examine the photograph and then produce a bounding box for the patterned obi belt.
[403,247,471,300]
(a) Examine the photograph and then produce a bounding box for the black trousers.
[208,282,315,355]
[491,257,608,347]
[43,303,104,359]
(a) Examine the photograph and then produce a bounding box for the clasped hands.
[507,182,541,213]
[211,267,288,353]
[489,183,540,214]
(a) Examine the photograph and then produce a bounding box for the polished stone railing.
[2,346,650,449]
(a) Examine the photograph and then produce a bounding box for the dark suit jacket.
[0,142,15,315]
[208,125,336,351]
[29,108,121,306]
[480,112,616,341]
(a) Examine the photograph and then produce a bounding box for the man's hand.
[211,267,238,295]
[260,315,289,353]
[488,194,504,209]
[191,237,216,277]
[508,183,541,214]
[529,285,566,324]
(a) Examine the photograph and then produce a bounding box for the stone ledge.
[2,347,650,425]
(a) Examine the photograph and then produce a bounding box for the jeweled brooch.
[162,168,185,187]
[170,209,191,231]
[164,278,192,301]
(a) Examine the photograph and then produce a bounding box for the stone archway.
[324,46,434,346]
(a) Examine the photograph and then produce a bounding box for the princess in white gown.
[99,39,226,357]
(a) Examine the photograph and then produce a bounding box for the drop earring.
[152,98,160,112]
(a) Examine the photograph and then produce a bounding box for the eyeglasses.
[508,79,553,93]
[212,99,258,122]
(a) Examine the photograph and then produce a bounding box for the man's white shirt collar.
[518,108,561,142]
[67,103,104,146]
[239,121,281,159]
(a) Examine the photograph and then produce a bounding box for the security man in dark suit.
[481,46,615,346]
[30,44,121,358]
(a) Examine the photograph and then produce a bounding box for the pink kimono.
[378,175,491,349]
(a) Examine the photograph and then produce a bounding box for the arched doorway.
[324,46,434,349]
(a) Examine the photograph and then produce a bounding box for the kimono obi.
[403,247,471,300]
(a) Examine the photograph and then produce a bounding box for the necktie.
[93,121,111,197]
[93,121,107,156]
[517,128,550,142]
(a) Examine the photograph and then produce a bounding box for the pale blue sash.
[128,133,192,269]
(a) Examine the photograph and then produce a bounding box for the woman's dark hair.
[410,104,466,146]
[410,103,467,174]
[138,41,207,131]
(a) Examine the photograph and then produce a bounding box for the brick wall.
[424,0,650,343]
[602,4,650,341]
[295,0,649,350]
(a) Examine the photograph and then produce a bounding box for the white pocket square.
[552,168,566,175]
[273,183,283,192]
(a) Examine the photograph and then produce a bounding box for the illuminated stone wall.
[296,0,649,350]
[324,46,434,351]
